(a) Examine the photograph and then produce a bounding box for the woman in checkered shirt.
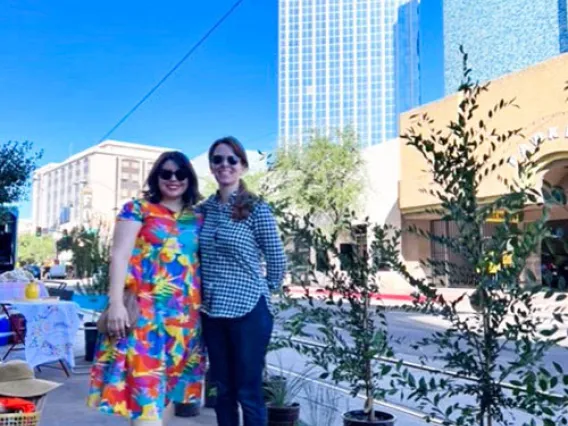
[198,136,287,426]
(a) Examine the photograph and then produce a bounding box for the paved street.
[35,365,218,426]
[272,305,568,425]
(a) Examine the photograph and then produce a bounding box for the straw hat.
[0,361,61,398]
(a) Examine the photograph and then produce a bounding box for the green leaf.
[540,327,558,337]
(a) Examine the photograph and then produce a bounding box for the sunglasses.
[158,169,189,181]
[211,155,239,166]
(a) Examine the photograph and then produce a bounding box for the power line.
[98,0,245,143]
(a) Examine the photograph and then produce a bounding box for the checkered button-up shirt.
[198,193,287,318]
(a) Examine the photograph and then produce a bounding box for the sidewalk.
[39,360,432,426]
[0,323,436,426]
[38,362,217,426]
[287,285,568,315]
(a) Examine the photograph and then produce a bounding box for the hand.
[107,302,130,339]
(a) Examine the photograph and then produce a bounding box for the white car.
[48,264,67,279]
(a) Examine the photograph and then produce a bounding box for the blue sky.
[0,0,443,218]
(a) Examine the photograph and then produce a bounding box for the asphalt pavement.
[272,306,568,425]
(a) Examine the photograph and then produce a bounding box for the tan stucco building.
[397,53,568,287]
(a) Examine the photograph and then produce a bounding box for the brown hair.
[144,151,201,208]
[208,136,259,221]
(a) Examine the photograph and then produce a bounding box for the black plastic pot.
[204,370,217,408]
[84,322,98,362]
[343,410,396,426]
[267,403,300,426]
[174,402,200,417]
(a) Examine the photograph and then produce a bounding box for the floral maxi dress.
[87,199,205,421]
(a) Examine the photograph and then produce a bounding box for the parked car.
[47,264,67,279]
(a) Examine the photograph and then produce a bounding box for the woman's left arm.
[252,202,287,290]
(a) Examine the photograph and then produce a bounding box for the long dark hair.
[143,151,201,208]
[208,136,258,221]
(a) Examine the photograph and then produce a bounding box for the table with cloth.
[0,299,80,376]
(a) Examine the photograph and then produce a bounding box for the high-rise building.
[440,0,568,96]
[278,0,420,148]
[32,140,169,233]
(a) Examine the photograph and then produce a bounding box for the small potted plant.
[264,365,308,426]
[75,242,111,362]
[279,212,399,426]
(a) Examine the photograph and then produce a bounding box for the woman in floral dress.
[87,151,205,426]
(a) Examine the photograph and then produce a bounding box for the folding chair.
[47,287,75,301]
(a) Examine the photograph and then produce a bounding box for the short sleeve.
[117,199,144,222]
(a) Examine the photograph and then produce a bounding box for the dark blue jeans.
[202,297,273,426]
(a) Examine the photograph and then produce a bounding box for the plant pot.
[267,403,300,426]
[84,322,98,362]
[263,375,287,402]
[174,402,200,417]
[204,370,217,408]
[343,410,396,426]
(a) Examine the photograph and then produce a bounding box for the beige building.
[320,53,568,293]
[31,140,267,234]
[398,53,568,288]
[32,140,170,233]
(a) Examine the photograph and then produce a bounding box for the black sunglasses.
[211,155,239,166]
[158,169,189,181]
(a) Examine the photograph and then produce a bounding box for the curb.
[285,286,423,302]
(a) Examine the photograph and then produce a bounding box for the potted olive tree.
[76,242,110,362]
[279,211,401,426]
[70,225,111,362]
[389,49,568,426]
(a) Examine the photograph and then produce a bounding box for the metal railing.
[272,331,565,400]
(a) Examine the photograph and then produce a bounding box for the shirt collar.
[214,190,238,205]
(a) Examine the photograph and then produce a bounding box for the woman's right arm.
[108,220,141,305]
[107,215,142,338]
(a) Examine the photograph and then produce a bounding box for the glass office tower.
[278,0,420,148]
[443,0,568,95]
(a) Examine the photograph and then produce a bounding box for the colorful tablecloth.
[0,281,48,301]
[8,300,80,369]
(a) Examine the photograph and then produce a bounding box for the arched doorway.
[540,160,568,290]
